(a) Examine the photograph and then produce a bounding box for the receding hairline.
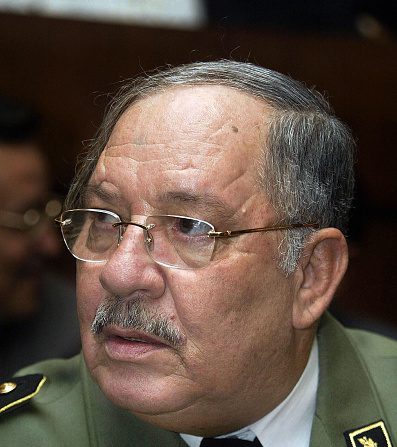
[120,61,331,114]
[113,82,278,133]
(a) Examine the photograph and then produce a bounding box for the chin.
[92,361,197,419]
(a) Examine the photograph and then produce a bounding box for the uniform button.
[0,382,17,394]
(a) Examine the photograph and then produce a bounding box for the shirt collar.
[180,338,319,447]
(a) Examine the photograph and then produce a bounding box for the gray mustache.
[91,295,184,348]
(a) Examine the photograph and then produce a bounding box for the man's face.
[77,86,301,435]
[0,145,60,320]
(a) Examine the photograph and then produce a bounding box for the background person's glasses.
[0,199,62,233]
[56,208,318,270]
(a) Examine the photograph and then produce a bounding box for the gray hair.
[66,60,355,273]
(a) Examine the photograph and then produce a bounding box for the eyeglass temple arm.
[208,223,320,238]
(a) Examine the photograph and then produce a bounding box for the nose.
[99,224,166,300]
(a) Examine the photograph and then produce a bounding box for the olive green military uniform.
[0,314,396,447]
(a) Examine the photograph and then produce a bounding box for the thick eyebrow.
[82,184,122,206]
[82,186,238,224]
[158,191,238,224]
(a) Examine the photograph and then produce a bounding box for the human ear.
[292,228,349,330]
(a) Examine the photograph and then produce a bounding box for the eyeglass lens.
[146,215,215,268]
[59,210,216,269]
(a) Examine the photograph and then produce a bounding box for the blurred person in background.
[0,96,80,378]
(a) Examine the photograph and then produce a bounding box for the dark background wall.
[0,12,395,332]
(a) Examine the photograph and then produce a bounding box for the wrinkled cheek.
[76,265,107,372]
[181,326,249,397]
[76,263,104,335]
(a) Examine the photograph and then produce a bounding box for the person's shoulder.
[346,325,397,358]
[0,354,89,445]
[18,352,81,375]
[344,326,397,387]
[320,312,397,360]
[14,354,81,402]
[345,325,397,422]
[319,313,397,398]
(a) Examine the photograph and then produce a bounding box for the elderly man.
[0,61,395,447]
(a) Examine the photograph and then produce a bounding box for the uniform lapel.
[310,314,394,447]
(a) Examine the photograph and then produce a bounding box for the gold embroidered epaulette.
[0,374,46,415]
[344,420,394,447]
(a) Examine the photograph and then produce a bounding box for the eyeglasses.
[0,199,62,233]
[55,208,319,269]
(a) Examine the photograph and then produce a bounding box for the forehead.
[90,85,272,214]
[109,84,268,147]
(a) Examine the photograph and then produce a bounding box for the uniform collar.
[310,313,395,446]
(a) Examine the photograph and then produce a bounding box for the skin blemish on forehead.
[232,126,238,133]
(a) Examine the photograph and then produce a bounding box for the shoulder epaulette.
[0,374,46,415]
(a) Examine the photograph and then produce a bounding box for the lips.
[121,337,149,343]
[102,326,172,361]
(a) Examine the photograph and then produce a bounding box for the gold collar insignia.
[344,421,394,447]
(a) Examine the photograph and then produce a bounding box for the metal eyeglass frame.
[55,208,319,268]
